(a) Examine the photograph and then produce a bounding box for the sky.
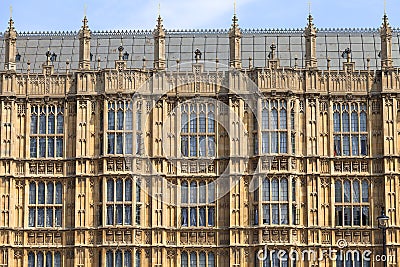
[0,0,399,32]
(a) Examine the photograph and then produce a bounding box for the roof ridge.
[4,27,400,37]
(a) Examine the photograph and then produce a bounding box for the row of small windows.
[28,101,371,158]
[28,252,61,267]
[181,252,215,267]
[252,177,371,227]
[28,182,62,227]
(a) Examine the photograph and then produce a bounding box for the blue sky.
[0,0,399,32]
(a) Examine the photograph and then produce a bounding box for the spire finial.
[234,0,237,15]
[308,1,311,15]
[84,4,87,17]
[158,2,161,17]
[9,5,12,18]
[384,0,387,15]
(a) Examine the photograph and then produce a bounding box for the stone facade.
[0,11,399,267]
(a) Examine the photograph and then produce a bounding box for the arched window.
[362,180,369,202]
[262,108,269,129]
[106,251,113,267]
[190,182,197,204]
[271,179,279,201]
[280,178,288,201]
[126,104,133,130]
[108,103,115,130]
[117,108,124,130]
[135,251,140,267]
[262,179,270,201]
[46,182,54,204]
[279,104,287,129]
[181,109,188,133]
[360,112,367,132]
[342,109,349,132]
[28,252,35,267]
[115,250,123,267]
[190,252,197,267]
[182,181,188,203]
[125,179,132,201]
[208,252,215,267]
[48,113,55,134]
[107,180,114,201]
[37,252,44,267]
[335,181,342,202]
[208,104,215,133]
[199,252,206,267]
[181,252,188,267]
[29,183,36,204]
[190,109,197,133]
[46,252,52,267]
[31,111,38,134]
[54,252,61,267]
[124,251,131,267]
[271,108,278,129]
[199,111,206,133]
[344,180,351,202]
[116,179,123,201]
[199,182,206,203]
[55,182,62,204]
[353,181,360,202]
[351,111,359,132]
[38,182,45,204]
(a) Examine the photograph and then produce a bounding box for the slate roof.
[1,27,400,72]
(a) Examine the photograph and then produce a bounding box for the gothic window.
[254,177,290,225]
[260,250,289,267]
[30,105,64,158]
[28,182,62,228]
[107,100,142,155]
[336,250,370,267]
[261,99,288,154]
[105,178,141,226]
[335,179,370,226]
[181,252,215,267]
[333,102,368,156]
[181,103,215,157]
[181,181,215,227]
[135,251,141,267]
[106,250,132,267]
[27,251,61,267]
